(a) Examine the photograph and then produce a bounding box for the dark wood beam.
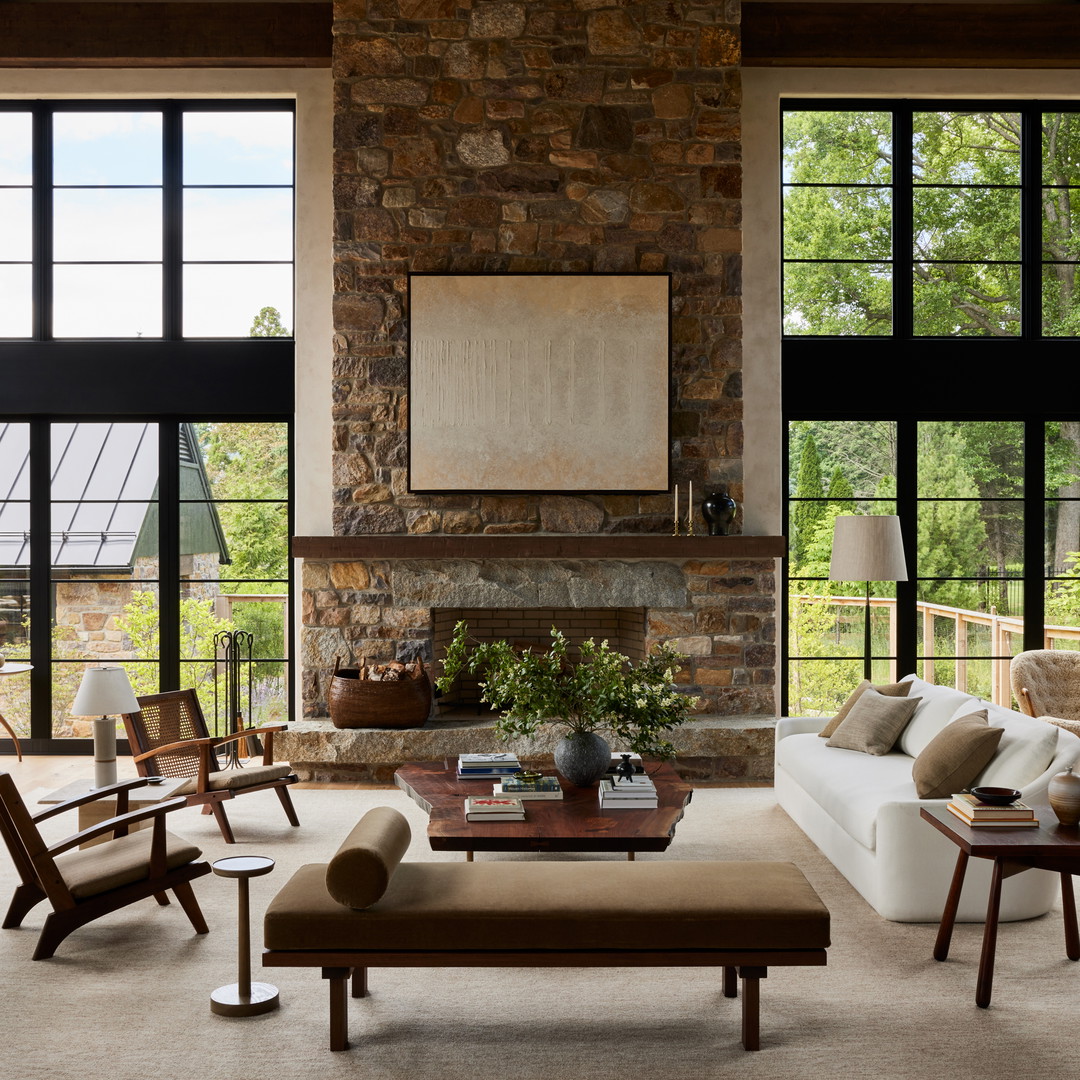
[0,3,332,68]
[291,535,788,560]
[743,3,1080,68]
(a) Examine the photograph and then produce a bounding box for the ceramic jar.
[1048,766,1080,826]
[553,731,611,787]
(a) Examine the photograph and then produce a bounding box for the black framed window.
[781,101,1080,715]
[0,101,295,754]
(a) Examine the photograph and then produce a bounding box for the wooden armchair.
[0,772,210,960]
[121,689,300,845]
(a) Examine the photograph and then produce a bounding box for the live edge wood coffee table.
[920,805,1080,1008]
[395,760,693,861]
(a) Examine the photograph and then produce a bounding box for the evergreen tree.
[792,433,826,570]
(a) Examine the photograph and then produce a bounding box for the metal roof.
[0,422,228,570]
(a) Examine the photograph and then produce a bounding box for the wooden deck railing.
[792,594,1080,708]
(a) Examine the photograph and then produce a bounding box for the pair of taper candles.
[673,481,693,534]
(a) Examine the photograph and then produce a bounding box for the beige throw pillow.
[911,709,1002,799]
[819,678,913,738]
[826,689,921,755]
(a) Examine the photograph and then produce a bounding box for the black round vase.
[701,490,738,535]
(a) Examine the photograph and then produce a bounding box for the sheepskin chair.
[1010,650,1080,738]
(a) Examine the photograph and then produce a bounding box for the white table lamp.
[72,666,140,788]
[829,515,909,680]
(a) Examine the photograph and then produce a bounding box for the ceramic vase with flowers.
[436,622,696,787]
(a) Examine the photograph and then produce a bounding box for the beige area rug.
[4,785,1080,1080]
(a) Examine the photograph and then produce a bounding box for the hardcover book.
[946,803,1038,827]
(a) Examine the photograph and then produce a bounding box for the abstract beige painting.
[408,274,670,492]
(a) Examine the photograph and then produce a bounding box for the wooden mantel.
[291,535,787,560]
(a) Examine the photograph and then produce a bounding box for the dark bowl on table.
[969,786,1022,806]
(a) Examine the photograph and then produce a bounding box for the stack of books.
[494,775,563,800]
[947,791,1038,827]
[598,775,658,810]
[464,796,525,822]
[456,752,522,779]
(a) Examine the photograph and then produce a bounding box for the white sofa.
[775,675,1080,922]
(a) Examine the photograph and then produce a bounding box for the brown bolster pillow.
[325,806,412,909]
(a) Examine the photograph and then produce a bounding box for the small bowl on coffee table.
[969,786,1022,806]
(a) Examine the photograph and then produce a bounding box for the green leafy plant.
[435,622,696,760]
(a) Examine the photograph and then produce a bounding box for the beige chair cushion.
[826,689,921,755]
[325,806,412,909]
[57,830,203,899]
[266,859,830,953]
[173,762,292,796]
[819,678,912,738]
[911,709,1002,798]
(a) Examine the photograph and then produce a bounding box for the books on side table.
[457,752,522,779]
[464,796,525,822]
[494,775,563,800]
[947,792,1039,827]
[599,775,658,810]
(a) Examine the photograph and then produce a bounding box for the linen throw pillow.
[819,678,913,738]
[826,689,922,755]
[911,709,1002,799]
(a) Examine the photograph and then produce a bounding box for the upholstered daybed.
[263,806,831,1051]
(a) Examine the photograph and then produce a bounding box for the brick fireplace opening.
[433,606,646,711]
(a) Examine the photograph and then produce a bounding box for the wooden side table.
[211,855,280,1017]
[921,805,1080,1007]
[0,661,31,761]
[38,776,190,848]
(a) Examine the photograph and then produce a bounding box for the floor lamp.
[72,665,140,788]
[829,515,909,681]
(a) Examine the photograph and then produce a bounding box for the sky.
[0,108,294,338]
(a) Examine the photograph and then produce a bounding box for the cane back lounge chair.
[122,689,300,845]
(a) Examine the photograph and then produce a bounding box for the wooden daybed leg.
[352,967,368,997]
[723,966,738,998]
[323,967,351,1050]
[738,966,767,1051]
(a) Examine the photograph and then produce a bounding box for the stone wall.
[308,2,762,727]
[302,554,774,717]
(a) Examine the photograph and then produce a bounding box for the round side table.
[210,855,279,1017]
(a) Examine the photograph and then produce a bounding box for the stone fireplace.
[277,5,782,783]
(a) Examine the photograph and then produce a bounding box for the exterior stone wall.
[310,2,767,730]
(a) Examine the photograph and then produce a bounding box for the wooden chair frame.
[0,773,210,960]
[122,689,300,845]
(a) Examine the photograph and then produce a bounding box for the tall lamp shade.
[829,516,908,680]
[72,666,140,788]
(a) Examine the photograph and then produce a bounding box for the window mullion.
[1021,105,1042,339]
[893,107,914,340]
[158,422,181,692]
[32,103,51,341]
[163,106,183,341]
[894,419,918,674]
[28,421,52,740]
[1024,420,1046,651]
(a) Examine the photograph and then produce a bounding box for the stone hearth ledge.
[277,716,776,786]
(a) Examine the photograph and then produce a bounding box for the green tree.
[249,306,290,337]
[916,424,989,611]
[784,109,1080,337]
[827,466,854,506]
[792,432,826,570]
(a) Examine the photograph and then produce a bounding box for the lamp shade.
[829,515,909,583]
[71,665,140,717]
